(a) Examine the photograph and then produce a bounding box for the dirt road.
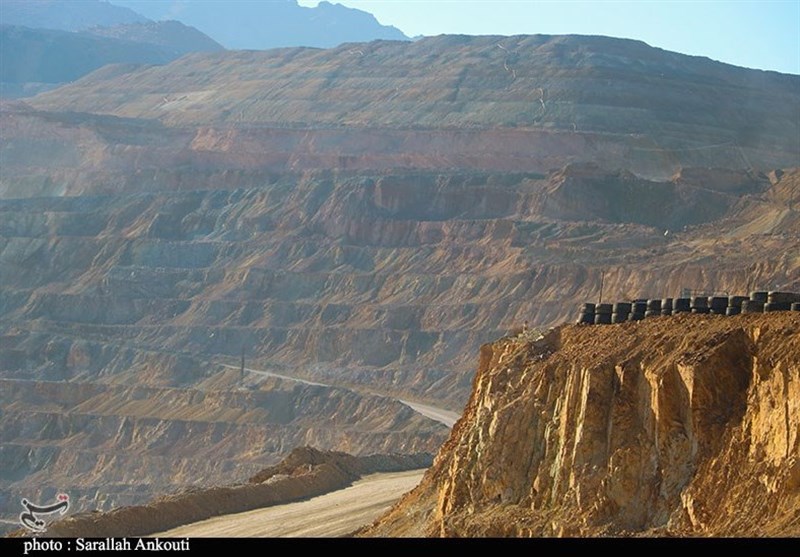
[223,363,461,427]
[153,469,425,537]
[399,400,460,427]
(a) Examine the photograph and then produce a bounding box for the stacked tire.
[742,299,764,314]
[708,296,728,315]
[594,303,612,325]
[578,303,595,324]
[612,302,631,323]
[691,296,709,314]
[765,291,800,312]
[644,299,661,318]
[726,296,748,316]
[750,291,768,303]
[673,298,691,314]
[575,290,800,326]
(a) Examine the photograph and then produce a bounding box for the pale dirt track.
[222,363,461,427]
[399,400,460,427]
[153,469,425,537]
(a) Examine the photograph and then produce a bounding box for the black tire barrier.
[595,303,613,315]
[577,291,799,326]
[613,302,632,314]
[709,296,728,312]
[742,300,764,314]
[578,312,595,324]
[764,302,791,312]
[611,313,628,323]
[768,292,800,304]
[673,298,691,312]
[594,313,612,324]
[728,296,749,308]
[750,291,768,303]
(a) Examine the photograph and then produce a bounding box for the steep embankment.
[20,447,431,538]
[363,312,800,537]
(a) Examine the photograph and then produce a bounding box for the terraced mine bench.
[577,291,800,325]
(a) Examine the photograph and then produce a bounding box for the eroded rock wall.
[363,312,800,536]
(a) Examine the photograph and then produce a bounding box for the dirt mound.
[18,447,430,538]
[249,446,431,484]
[361,312,800,536]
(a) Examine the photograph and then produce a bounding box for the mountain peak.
[108,0,409,49]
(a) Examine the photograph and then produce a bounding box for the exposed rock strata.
[362,312,800,536]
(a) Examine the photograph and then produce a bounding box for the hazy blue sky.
[299,1,800,74]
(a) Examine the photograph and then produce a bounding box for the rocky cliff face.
[362,312,800,537]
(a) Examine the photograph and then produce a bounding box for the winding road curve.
[221,364,461,427]
[169,364,460,538]
[153,469,425,537]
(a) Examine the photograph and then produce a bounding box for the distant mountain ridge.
[109,0,409,49]
[0,0,412,98]
[0,0,148,31]
[0,23,222,98]
[85,20,224,56]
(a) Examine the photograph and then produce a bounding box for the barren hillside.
[362,312,800,537]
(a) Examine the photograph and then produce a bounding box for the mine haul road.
[222,363,462,427]
[153,469,425,537]
[165,364,457,537]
